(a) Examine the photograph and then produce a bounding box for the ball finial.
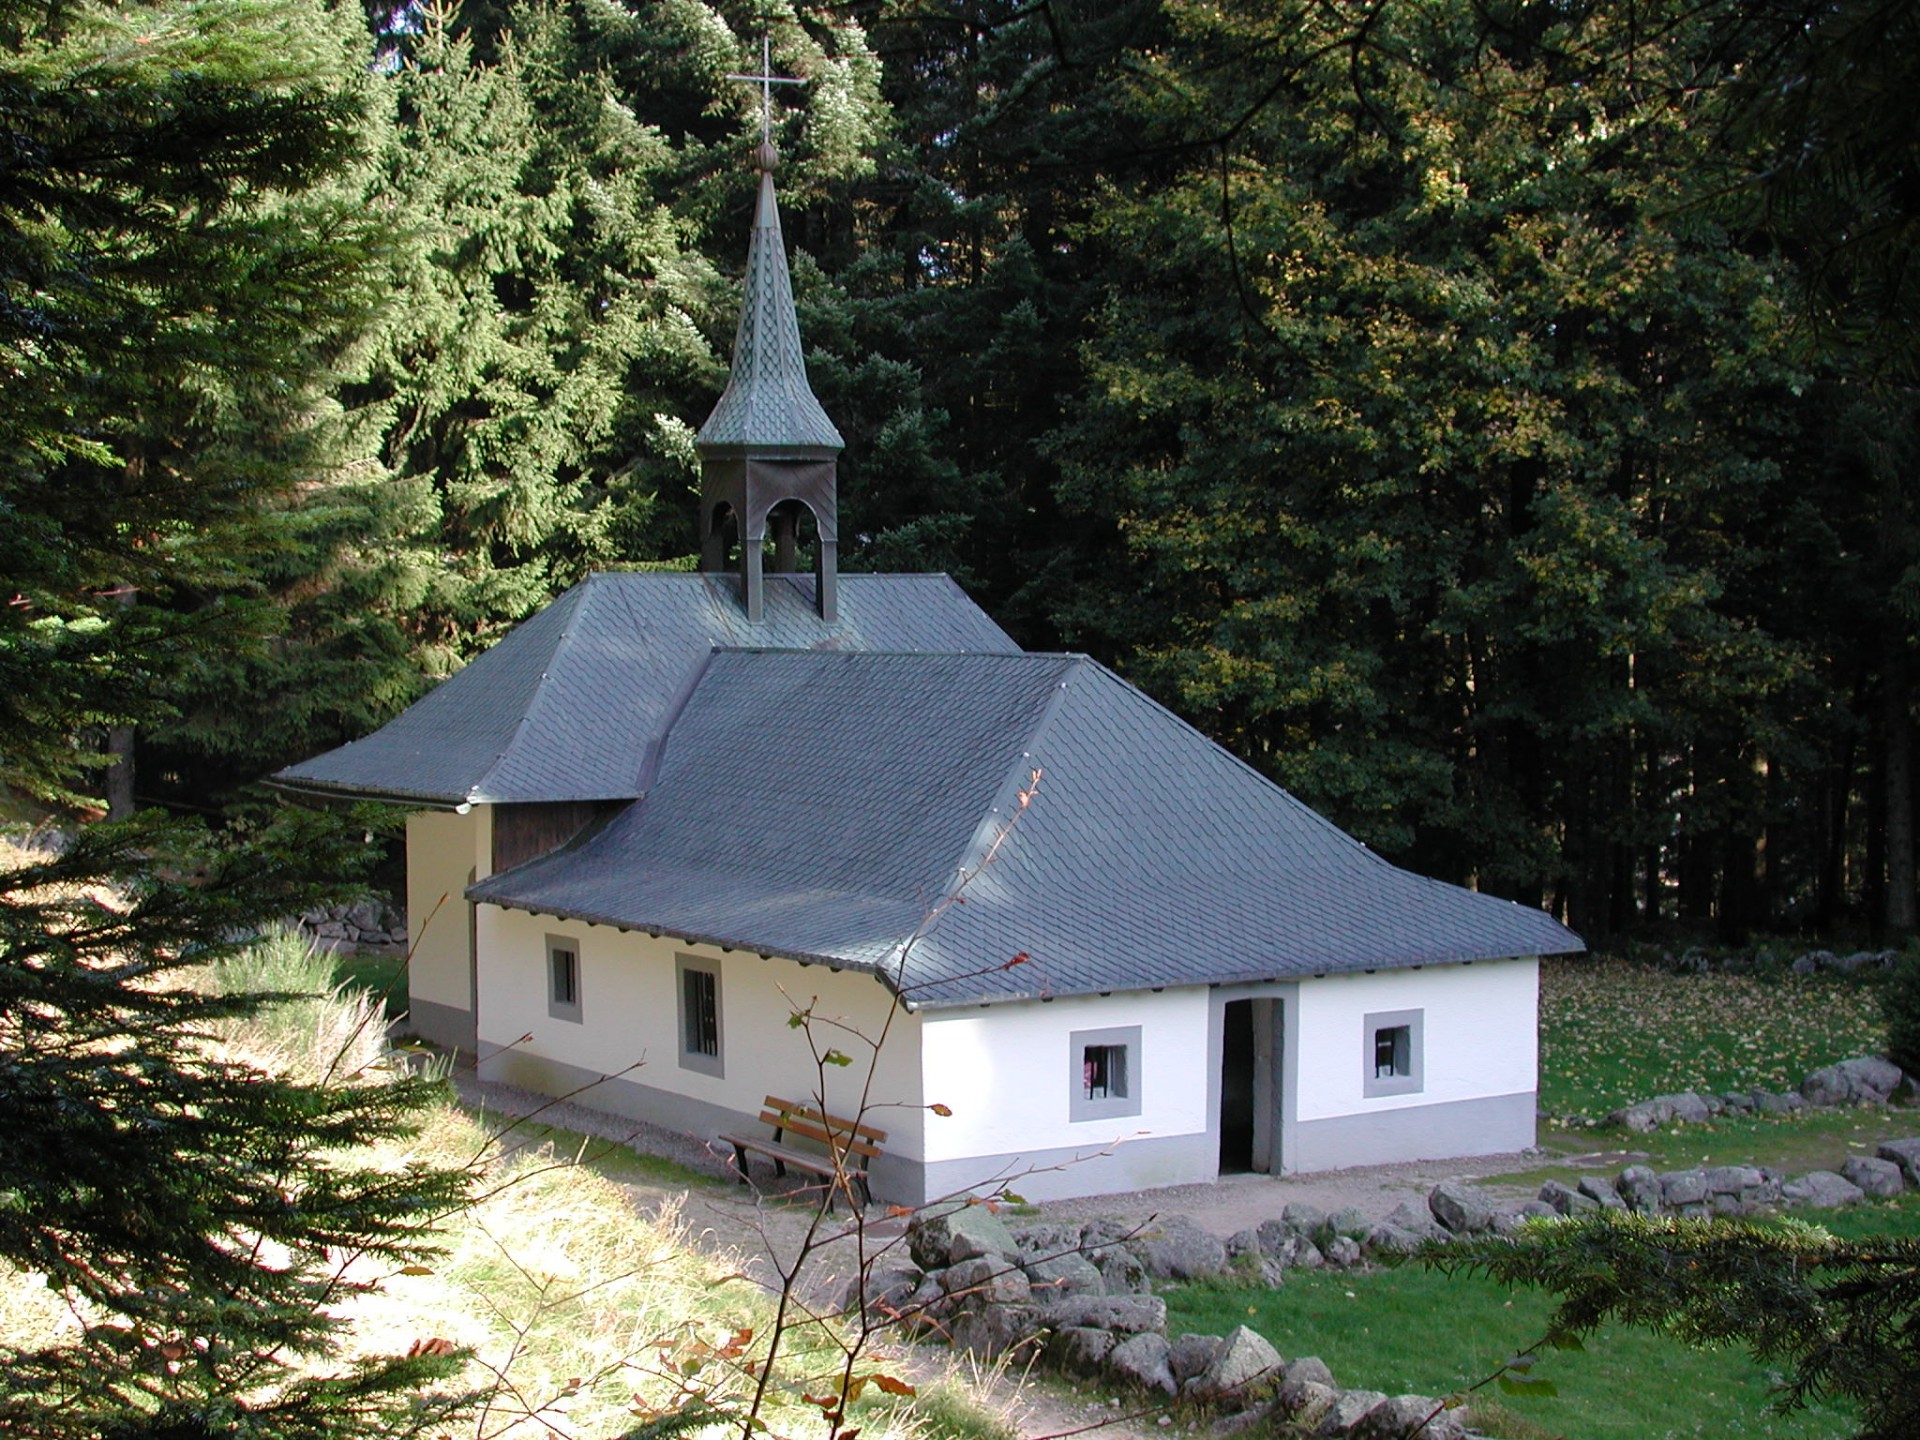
[754,138,780,173]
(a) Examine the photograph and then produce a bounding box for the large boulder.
[1363,1222,1426,1256]
[1576,1175,1627,1211]
[1877,1137,1920,1186]
[1429,1180,1496,1234]
[1277,1380,1338,1429]
[1108,1331,1177,1396]
[843,1261,922,1320]
[1617,1165,1662,1213]
[1281,1202,1327,1234]
[1133,1214,1227,1280]
[941,1255,1031,1306]
[1352,1395,1467,1440]
[1704,1165,1764,1196]
[1658,1169,1709,1207]
[1168,1332,1225,1385]
[1538,1180,1598,1217]
[1044,1294,1168,1334]
[1189,1325,1284,1402]
[1315,1389,1388,1436]
[947,1303,1042,1359]
[1046,1326,1116,1377]
[1264,1231,1325,1269]
[1321,1234,1364,1268]
[1803,1056,1904,1107]
[909,1202,1021,1269]
[1782,1170,1866,1208]
[1841,1156,1905,1199]
[1024,1249,1106,1303]
[1322,1206,1371,1243]
[1283,1356,1337,1389]
[1383,1201,1446,1240]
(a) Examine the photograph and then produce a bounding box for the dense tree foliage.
[18,0,1920,934]
[2,3,471,1434]
[0,0,388,805]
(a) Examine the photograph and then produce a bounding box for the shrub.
[1881,941,1920,1077]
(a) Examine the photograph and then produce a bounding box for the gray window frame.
[1069,1024,1143,1122]
[1362,1008,1424,1097]
[676,954,724,1078]
[546,934,582,1024]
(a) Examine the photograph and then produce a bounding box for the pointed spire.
[696,68,844,625]
[696,143,843,455]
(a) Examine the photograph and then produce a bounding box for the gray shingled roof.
[471,649,1583,1005]
[696,170,843,454]
[271,573,1018,807]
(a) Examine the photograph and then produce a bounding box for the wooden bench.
[720,1096,887,1210]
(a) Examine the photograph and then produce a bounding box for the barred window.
[675,955,724,1077]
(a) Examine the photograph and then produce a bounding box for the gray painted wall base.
[916,1131,1218,1207]
[482,1048,748,1146]
[1282,1090,1535,1174]
[407,995,475,1052]
[476,1043,1533,1204]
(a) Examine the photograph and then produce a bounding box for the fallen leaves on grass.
[1539,956,1887,1120]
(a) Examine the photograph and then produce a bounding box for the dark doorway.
[1220,999,1255,1172]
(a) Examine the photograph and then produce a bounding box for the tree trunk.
[1883,642,1916,939]
[105,727,135,819]
[104,583,137,819]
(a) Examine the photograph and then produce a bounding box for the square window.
[1070,1025,1142,1122]
[676,954,723,1077]
[1362,1009,1423,1097]
[547,936,581,1023]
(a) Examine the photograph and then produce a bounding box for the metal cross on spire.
[726,34,805,148]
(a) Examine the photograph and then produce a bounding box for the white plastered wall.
[1290,960,1538,1123]
[476,907,926,1159]
[405,807,490,1017]
[918,988,1209,1166]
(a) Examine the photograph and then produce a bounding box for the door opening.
[1220,999,1255,1172]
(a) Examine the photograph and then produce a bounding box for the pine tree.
[0,0,390,805]
[2,3,474,1433]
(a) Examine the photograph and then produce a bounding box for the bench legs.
[728,1142,867,1213]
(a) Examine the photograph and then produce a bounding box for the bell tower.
[697,48,843,622]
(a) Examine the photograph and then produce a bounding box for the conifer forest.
[7,0,1920,946]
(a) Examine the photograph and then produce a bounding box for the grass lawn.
[1519,1106,1920,1190]
[1538,956,1887,1122]
[1165,1258,1860,1440]
[487,1116,728,1192]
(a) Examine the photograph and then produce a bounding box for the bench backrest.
[762,1095,887,1161]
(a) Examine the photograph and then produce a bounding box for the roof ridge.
[887,654,1085,1000]
[632,646,721,797]
[464,582,595,804]
[698,646,1061,661]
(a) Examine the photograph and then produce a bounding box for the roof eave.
[265,776,472,812]
[907,942,1587,1011]
[468,890,910,996]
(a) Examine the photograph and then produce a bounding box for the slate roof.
[696,169,843,454]
[271,573,1018,807]
[470,649,1584,1006]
